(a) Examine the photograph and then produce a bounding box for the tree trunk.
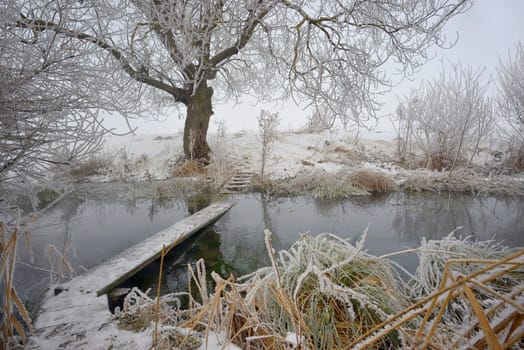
[183,81,213,163]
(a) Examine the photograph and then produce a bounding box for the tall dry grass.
[348,169,396,193]
[255,168,395,199]
[0,222,34,347]
[179,230,411,349]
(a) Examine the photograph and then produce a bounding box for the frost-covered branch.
[498,42,524,142]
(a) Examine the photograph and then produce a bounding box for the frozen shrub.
[303,108,334,133]
[69,157,112,178]
[395,64,495,172]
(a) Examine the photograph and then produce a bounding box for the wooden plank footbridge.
[27,200,235,349]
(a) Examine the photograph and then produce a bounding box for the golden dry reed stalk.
[344,248,524,350]
[153,244,166,348]
[0,222,34,346]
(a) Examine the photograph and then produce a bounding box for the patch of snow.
[198,332,242,350]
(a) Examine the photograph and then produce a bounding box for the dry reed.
[180,231,410,349]
[0,223,34,347]
[172,160,205,177]
[349,169,396,193]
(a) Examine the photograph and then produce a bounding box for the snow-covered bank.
[73,130,523,196]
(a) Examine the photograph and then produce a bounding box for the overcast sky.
[106,1,524,135]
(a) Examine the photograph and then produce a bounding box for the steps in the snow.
[222,169,256,194]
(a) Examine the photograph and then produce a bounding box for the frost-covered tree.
[497,42,524,171]
[395,64,494,171]
[13,0,472,162]
[0,2,147,192]
[1,4,124,341]
[498,42,524,140]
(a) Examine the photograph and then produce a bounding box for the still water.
[123,192,524,297]
[22,189,524,308]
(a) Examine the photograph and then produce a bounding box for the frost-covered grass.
[254,168,395,199]
[174,231,523,350]
[63,132,524,197]
[401,168,524,196]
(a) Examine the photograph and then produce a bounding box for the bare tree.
[1,2,151,191]
[498,41,524,141]
[11,0,472,162]
[395,64,494,172]
[498,42,524,172]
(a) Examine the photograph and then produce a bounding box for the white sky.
[105,0,524,135]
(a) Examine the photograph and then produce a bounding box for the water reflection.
[21,188,524,309]
[19,189,189,309]
[128,192,523,299]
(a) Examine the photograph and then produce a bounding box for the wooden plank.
[58,199,235,296]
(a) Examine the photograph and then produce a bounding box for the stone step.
[229,179,251,185]
[224,184,249,190]
[221,167,256,194]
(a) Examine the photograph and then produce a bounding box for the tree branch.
[210,6,270,67]
[16,17,190,104]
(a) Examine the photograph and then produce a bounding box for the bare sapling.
[392,104,415,165]
[258,110,280,180]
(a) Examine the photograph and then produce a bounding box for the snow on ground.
[27,285,240,350]
[97,130,408,182]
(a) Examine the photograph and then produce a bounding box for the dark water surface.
[22,189,524,310]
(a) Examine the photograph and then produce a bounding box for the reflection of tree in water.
[122,226,235,305]
[56,194,83,266]
[259,193,283,250]
[186,194,212,215]
[76,181,186,220]
[313,197,347,217]
[313,193,390,217]
[392,193,475,243]
[212,194,274,274]
[392,193,524,245]
[21,193,84,302]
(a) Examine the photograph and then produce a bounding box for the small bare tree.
[395,64,495,172]
[258,110,280,180]
[498,41,524,172]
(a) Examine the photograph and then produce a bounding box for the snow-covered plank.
[61,199,235,297]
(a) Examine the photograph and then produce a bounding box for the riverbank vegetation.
[111,231,523,349]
